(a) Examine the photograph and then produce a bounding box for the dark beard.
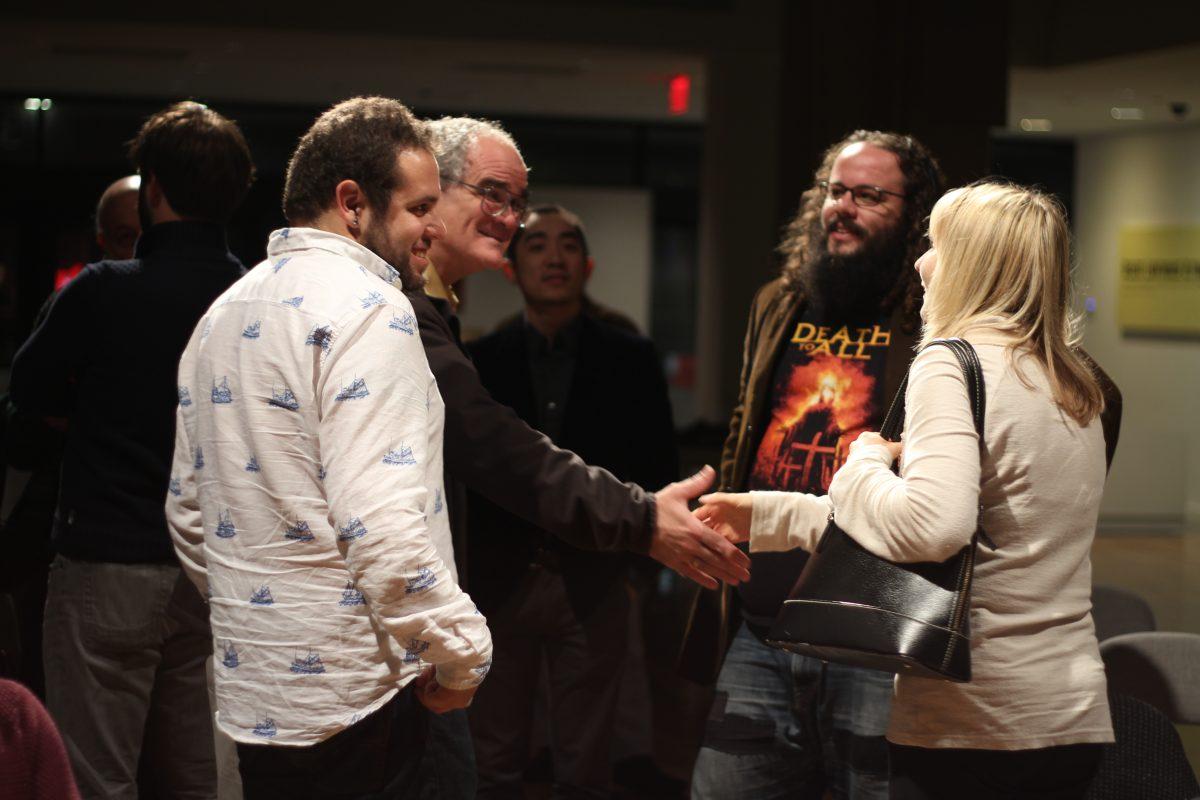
[799,221,908,325]
[362,228,424,292]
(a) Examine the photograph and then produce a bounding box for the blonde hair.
[920,181,1103,425]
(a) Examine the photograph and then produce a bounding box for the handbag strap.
[879,337,986,441]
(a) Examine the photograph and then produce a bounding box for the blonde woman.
[697,182,1115,799]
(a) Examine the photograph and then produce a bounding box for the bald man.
[94,175,141,260]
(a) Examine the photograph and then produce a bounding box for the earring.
[350,210,360,229]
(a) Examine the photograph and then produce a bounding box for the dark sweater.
[9,221,244,563]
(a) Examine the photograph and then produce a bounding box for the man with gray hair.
[404,116,749,797]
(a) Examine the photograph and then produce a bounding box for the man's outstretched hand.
[649,465,751,590]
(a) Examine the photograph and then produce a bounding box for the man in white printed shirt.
[166,96,491,798]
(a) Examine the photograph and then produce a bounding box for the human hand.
[851,431,903,463]
[693,492,752,545]
[413,666,478,714]
[649,465,752,590]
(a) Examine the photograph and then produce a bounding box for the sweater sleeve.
[748,490,833,553]
[827,345,980,563]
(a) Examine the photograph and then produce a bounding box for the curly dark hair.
[283,97,432,223]
[778,130,944,330]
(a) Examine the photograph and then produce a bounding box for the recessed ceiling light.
[1020,118,1053,132]
[1111,107,1145,120]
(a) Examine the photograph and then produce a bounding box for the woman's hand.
[850,431,903,463]
[693,492,753,545]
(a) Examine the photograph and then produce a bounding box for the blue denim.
[691,622,893,800]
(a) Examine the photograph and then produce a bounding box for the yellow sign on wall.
[1117,225,1200,336]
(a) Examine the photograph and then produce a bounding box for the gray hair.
[425,116,524,185]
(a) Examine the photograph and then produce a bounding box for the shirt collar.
[266,227,402,287]
[422,264,460,311]
[522,312,583,355]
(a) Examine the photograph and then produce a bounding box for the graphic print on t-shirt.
[748,317,891,495]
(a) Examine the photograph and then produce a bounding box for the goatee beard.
[799,222,908,325]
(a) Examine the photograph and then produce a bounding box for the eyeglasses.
[820,180,906,208]
[448,178,529,222]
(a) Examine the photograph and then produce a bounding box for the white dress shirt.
[750,333,1113,750]
[167,227,491,746]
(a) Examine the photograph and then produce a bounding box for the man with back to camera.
[9,101,254,799]
[466,204,679,796]
[688,131,946,800]
[166,96,492,798]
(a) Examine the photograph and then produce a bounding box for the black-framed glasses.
[448,178,529,222]
[820,180,906,207]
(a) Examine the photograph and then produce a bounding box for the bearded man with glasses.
[686,131,944,800]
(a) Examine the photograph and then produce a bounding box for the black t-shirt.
[737,310,894,631]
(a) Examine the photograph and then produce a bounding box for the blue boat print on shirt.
[339,582,365,606]
[281,295,304,308]
[215,509,236,539]
[168,477,182,496]
[337,517,367,542]
[242,321,261,339]
[472,657,493,679]
[388,312,416,335]
[272,256,291,273]
[253,717,277,738]
[360,290,386,309]
[269,387,300,411]
[178,386,193,407]
[335,377,369,401]
[222,641,240,668]
[284,521,314,542]
[193,446,205,470]
[245,456,260,473]
[211,377,233,404]
[278,228,290,239]
[249,585,274,605]
[305,325,332,352]
[200,319,213,340]
[403,638,430,664]
[433,489,443,514]
[405,567,437,595]
[317,464,327,481]
[382,446,416,466]
[290,650,326,674]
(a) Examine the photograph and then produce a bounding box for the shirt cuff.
[749,490,831,554]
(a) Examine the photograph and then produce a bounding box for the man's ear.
[583,256,595,281]
[501,258,517,284]
[333,180,367,233]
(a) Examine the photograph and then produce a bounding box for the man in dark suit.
[465,205,677,796]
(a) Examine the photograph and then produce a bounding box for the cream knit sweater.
[750,333,1114,750]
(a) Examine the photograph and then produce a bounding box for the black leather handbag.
[765,338,990,683]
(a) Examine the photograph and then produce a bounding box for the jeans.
[43,556,215,800]
[691,622,892,800]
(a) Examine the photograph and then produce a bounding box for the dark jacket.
[8,221,244,563]
[465,314,678,617]
[404,290,657,591]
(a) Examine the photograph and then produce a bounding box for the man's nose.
[834,191,858,216]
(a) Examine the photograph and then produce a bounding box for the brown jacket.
[406,290,656,589]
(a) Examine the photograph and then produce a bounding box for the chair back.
[1100,631,1200,725]
[1085,692,1200,800]
[1091,584,1156,642]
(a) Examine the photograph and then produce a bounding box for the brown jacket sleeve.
[1080,349,1123,471]
[718,284,768,491]
[409,291,655,554]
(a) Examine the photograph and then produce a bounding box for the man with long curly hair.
[690,131,943,800]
